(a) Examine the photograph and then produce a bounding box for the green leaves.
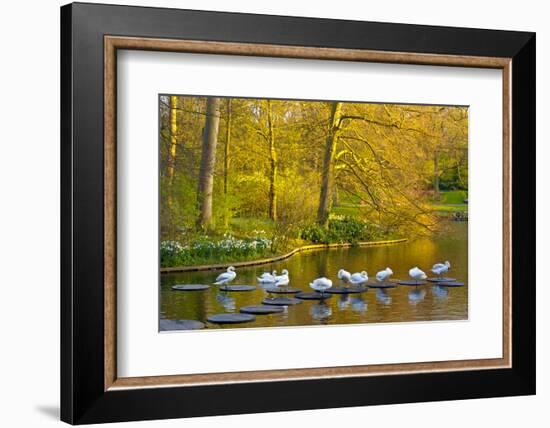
[300,216,388,244]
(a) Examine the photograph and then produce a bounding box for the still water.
[160,222,468,330]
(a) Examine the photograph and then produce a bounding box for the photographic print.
[159,95,468,331]
[62,6,534,421]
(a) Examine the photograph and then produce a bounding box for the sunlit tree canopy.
[159,95,468,267]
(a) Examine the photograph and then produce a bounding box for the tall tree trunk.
[167,96,178,207]
[197,97,221,229]
[168,96,178,182]
[267,100,277,221]
[317,102,343,226]
[332,184,339,206]
[223,99,232,227]
[433,151,440,200]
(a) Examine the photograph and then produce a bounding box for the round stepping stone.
[367,282,397,289]
[219,285,256,292]
[427,277,457,283]
[172,284,210,291]
[264,287,302,294]
[295,292,333,300]
[326,286,368,294]
[262,297,302,306]
[240,305,285,315]
[438,281,465,287]
[159,319,205,331]
[207,313,256,324]
[397,280,428,286]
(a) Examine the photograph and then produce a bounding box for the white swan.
[409,267,427,283]
[337,269,352,283]
[376,267,393,282]
[431,261,451,277]
[275,276,290,287]
[214,266,236,285]
[274,269,289,283]
[349,271,368,285]
[310,277,333,295]
[257,270,277,283]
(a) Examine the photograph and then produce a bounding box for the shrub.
[300,217,384,244]
[328,217,369,243]
[300,224,328,243]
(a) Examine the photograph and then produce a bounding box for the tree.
[433,151,440,200]
[224,99,232,198]
[197,97,221,229]
[317,102,343,226]
[159,95,467,243]
[167,95,178,207]
[223,99,232,226]
[266,100,277,221]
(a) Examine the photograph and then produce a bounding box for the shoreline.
[160,238,408,274]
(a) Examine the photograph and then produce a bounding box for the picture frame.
[61,2,535,424]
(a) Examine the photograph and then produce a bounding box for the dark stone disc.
[367,282,398,289]
[207,313,256,324]
[326,286,368,294]
[159,319,205,331]
[264,287,302,294]
[427,277,457,283]
[397,280,428,286]
[239,305,285,315]
[172,284,210,291]
[438,281,465,287]
[219,285,256,292]
[295,292,333,300]
[262,297,302,306]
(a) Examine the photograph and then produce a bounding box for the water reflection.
[432,285,449,300]
[216,292,236,312]
[408,288,427,305]
[337,294,350,310]
[160,222,468,329]
[375,289,392,305]
[310,302,332,322]
[350,296,368,313]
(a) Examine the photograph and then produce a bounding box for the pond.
[160,221,468,330]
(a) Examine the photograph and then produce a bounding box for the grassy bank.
[161,216,398,268]
[431,190,468,217]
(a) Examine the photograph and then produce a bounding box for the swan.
[337,269,352,283]
[214,266,236,285]
[275,275,290,287]
[431,261,451,277]
[376,267,393,282]
[257,270,277,283]
[274,269,289,283]
[349,271,368,285]
[310,277,333,295]
[409,267,427,284]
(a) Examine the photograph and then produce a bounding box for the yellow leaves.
[160,96,467,240]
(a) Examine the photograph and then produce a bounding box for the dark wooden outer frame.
[104,38,514,390]
[61,2,535,424]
